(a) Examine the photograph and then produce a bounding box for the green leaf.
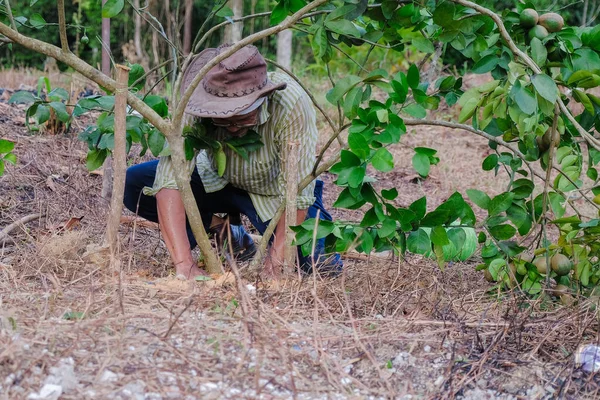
[8,91,37,104]
[144,95,168,118]
[371,148,394,172]
[482,154,498,171]
[128,64,146,91]
[348,132,369,160]
[409,197,426,220]
[472,54,499,74]
[102,0,124,18]
[348,166,366,188]
[467,189,491,210]
[86,149,108,171]
[378,219,397,238]
[325,20,361,37]
[216,6,234,17]
[404,103,426,118]
[3,153,16,165]
[530,38,547,67]
[48,88,69,102]
[489,224,517,240]
[488,192,515,216]
[29,13,46,29]
[382,188,398,200]
[407,229,431,255]
[412,152,430,177]
[531,74,558,104]
[48,102,70,122]
[513,83,537,115]
[0,139,15,153]
[195,275,213,281]
[412,37,434,53]
[431,226,450,246]
[148,129,165,156]
[35,105,50,124]
[407,64,419,89]
[458,98,478,123]
[326,76,362,104]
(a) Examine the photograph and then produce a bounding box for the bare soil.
[1,71,600,400]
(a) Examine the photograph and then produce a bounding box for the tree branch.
[450,0,600,152]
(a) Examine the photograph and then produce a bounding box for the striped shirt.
[143,72,317,222]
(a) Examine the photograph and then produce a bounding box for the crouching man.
[124,44,342,279]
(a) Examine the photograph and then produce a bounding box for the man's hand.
[262,208,308,279]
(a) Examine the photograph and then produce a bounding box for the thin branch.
[0,22,169,133]
[541,107,560,222]
[0,214,43,245]
[265,58,336,134]
[57,0,70,52]
[4,0,17,31]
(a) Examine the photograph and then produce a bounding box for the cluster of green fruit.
[483,250,576,305]
[520,9,564,41]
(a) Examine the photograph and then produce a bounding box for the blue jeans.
[123,160,340,273]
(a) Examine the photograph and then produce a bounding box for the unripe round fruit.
[533,257,549,274]
[520,9,539,28]
[553,284,570,296]
[528,25,549,41]
[539,12,564,33]
[551,253,573,276]
[81,35,89,45]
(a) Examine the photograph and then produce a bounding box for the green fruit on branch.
[551,253,573,276]
[539,12,564,33]
[536,130,552,152]
[552,284,570,296]
[80,35,89,45]
[533,257,549,274]
[519,9,539,28]
[528,25,549,41]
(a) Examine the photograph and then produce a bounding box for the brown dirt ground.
[1,70,600,400]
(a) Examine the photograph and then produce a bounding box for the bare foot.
[175,262,209,281]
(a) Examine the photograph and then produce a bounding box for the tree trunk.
[224,0,243,43]
[277,29,292,70]
[183,0,193,55]
[134,0,143,58]
[105,65,130,259]
[101,0,113,200]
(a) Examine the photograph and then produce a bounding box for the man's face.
[211,108,260,137]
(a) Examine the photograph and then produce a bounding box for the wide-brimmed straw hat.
[181,44,287,118]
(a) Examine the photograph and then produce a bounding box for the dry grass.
[2,70,600,399]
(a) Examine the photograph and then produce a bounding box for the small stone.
[27,384,63,400]
[424,345,431,353]
[100,370,118,383]
[434,376,444,386]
